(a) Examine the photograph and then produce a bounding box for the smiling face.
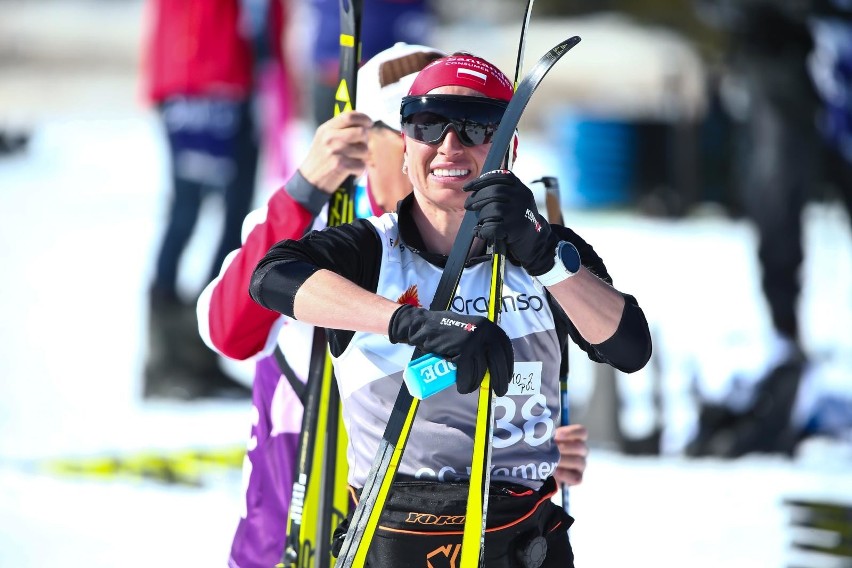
[403,86,492,216]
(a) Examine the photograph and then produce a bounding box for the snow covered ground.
[2,1,852,566]
[1,103,851,568]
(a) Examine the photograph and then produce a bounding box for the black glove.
[388,304,512,396]
[463,170,560,277]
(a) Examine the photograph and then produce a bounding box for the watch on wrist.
[535,241,581,287]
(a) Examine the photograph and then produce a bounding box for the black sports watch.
[535,241,581,287]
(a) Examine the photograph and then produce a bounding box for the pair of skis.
[785,498,852,562]
[335,17,582,568]
[459,3,537,563]
[279,1,362,567]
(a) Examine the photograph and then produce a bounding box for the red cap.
[407,54,514,101]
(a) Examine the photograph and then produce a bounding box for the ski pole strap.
[273,346,306,405]
[332,477,573,568]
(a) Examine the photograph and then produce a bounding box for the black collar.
[394,193,491,269]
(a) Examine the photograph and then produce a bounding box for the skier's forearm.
[250,260,396,335]
[546,268,625,345]
[551,274,652,373]
[293,269,399,335]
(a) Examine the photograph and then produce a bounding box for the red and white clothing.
[197,171,334,568]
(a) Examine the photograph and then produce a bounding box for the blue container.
[549,112,637,208]
[403,354,458,399]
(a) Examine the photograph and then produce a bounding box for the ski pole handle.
[403,354,458,399]
[533,176,563,225]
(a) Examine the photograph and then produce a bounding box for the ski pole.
[533,175,570,512]
[280,2,363,566]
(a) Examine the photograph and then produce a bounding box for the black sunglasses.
[400,95,508,147]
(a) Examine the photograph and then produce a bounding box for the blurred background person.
[141,0,292,400]
[688,0,852,457]
[306,0,435,125]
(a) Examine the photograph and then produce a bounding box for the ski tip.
[544,36,581,63]
[562,36,581,49]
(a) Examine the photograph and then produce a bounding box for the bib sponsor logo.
[414,460,558,483]
[451,292,544,315]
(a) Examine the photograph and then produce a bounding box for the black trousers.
[736,40,852,342]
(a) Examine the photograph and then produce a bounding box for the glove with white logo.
[388,304,512,396]
[463,170,561,277]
